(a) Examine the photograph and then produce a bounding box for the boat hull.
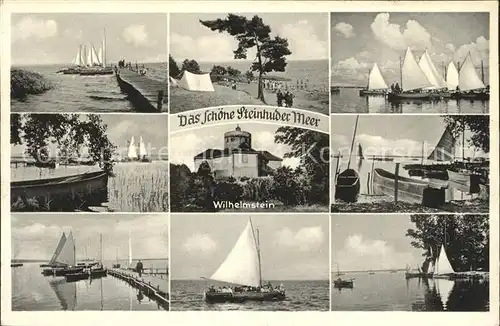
[405,272,432,279]
[42,267,84,277]
[333,280,353,289]
[387,92,438,101]
[11,171,108,212]
[451,92,489,100]
[79,68,114,76]
[372,168,446,207]
[204,290,285,303]
[447,170,481,193]
[359,89,386,96]
[11,263,23,267]
[335,169,360,203]
[65,268,108,282]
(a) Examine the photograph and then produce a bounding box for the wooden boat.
[372,168,446,207]
[330,86,340,94]
[11,263,23,267]
[335,169,360,203]
[451,52,489,101]
[11,170,108,211]
[447,169,481,193]
[451,91,489,100]
[204,218,286,303]
[359,63,388,96]
[333,278,354,289]
[359,89,386,96]
[65,267,108,283]
[387,92,436,101]
[79,68,114,76]
[43,266,84,277]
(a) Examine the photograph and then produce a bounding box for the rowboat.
[65,268,108,283]
[447,169,482,193]
[372,168,446,207]
[11,170,108,211]
[335,169,360,203]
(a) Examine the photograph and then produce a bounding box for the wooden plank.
[118,70,167,111]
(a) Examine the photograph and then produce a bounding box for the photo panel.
[330,12,490,114]
[169,13,329,114]
[331,213,489,311]
[10,113,169,212]
[11,213,170,311]
[330,115,489,213]
[170,213,330,311]
[11,13,168,113]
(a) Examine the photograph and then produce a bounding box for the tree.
[211,65,227,76]
[181,59,201,74]
[10,113,22,145]
[169,55,181,78]
[200,14,292,102]
[245,70,254,82]
[226,66,241,77]
[443,115,489,153]
[406,214,489,271]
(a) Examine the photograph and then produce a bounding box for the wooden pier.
[108,269,169,310]
[115,69,167,113]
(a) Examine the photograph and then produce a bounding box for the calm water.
[330,88,489,114]
[171,280,329,311]
[11,63,167,112]
[12,260,168,311]
[331,272,489,311]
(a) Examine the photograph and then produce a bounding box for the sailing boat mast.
[481,60,484,84]
[100,233,103,263]
[249,218,262,287]
[399,55,403,89]
[347,115,360,169]
[102,28,107,68]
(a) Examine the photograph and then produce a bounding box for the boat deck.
[116,69,168,113]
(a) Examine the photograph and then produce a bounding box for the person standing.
[136,260,144,277]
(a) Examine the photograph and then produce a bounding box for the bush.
[238,177,275,202]
[214,179,243,203]
[11,69,53,100]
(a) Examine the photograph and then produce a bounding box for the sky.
[11,214,169,261]
[331,115,488,159]
[170,122,301,172]
[11,14,167,65]
[331,214,423,271]
[331,12,490,86]
[170,13,328,63]
[170,214,329,281]
[11,114,169,158]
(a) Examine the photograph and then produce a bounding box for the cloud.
[334,22,355,38]
[170,32,236,62]
[279,20,328,60]
[454,36,489,66]
[370,13,432,51]
[445,43,456,53]
[123,25,152,47]
[183,233,217,255]
[12,17,57,41]
[275,226,324,252]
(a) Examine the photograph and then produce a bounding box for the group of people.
[276,90,295,107]
[207,282,285,294]
[263,79,309,92]
[390,82,402,94]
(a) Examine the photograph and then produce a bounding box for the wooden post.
[367,172,371,195]
[370,159,375,194]
[394,163,400,202]
[157,90,164,112]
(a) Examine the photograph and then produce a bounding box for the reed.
[11,69,53,100]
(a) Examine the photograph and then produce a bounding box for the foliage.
[272,166,309,205]
[238,177,274,202]
[443,115,489,153]
[245,70,254,81]
[406,214,489,271]
[10,114,22,145]
[11,69,53,100]
[211,65,227,76]
[169,55,181,78]
[181,59,202,74]
[200,14,292,102]
[226,66,241,77]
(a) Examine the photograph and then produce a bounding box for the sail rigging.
[127,136,138,159]
[418,50,447,89]
[446,61,459,90]
[435,245,455,275]
[139,137,147,157]
[48,233,67,265]
[55,231,76,267]
[210,219,261,287]
[427,126,456,161]
[367,63,388,90]
[401,47,433,91]
[71,46,84,66]
[458,53,486,91]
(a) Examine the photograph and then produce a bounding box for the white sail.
[81,45,88,66]
[418,50,447,89]
[48,233,67,265]
[210,220,261,287]
[436,278,455,310]
[459,53,485,91]
[435,245,455,275]
[98,47,103,66]
[128,229,133,266]
[55,231,76,267]
[127,136,137,159]
[90,44,101,66]
[139,137,147,157]
[367,63,388,90]
[446,61,459,90]
[402,47,433,91]
[428,261,435,274]
[71,46,84,66]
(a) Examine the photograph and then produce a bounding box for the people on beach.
[277,90,283,107]
[136,260,144,277]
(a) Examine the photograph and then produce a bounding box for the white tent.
[176,70,214,92]
[169,76,178,87]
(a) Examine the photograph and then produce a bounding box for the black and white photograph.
[170,214,329,311]
[11,214,169,311]
[331,214,489,311]
[330,12,490,113]
[11,14,167,113]
[170,123,329,212]
[169,13,329,114]
[331,115,489,213]
[10,113,169,212]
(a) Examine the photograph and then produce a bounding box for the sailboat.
[42,232,83,276]
[359,63,388,96]
[451,52,489,100]
[203,218,286,303]
[387,47,437,101]
[79,29,114,76]
[334,115,361,203]
[65,233,107,282]
[333,264,354,288]
[138,136,151,162]
[446,61,459,91]
[418,49,449,96]
[126,136,151,162]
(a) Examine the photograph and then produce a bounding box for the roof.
[194,148,282,161]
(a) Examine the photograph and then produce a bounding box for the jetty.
[108,269,169,309]
[115,68,167,113]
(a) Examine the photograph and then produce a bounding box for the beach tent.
[169,76,178,87]
[177,70,215,92]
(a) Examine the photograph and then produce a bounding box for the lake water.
[12,260,168,311]
[331,272,489,311]
[171,280,329,311]
[11,63,167,113]
[330,88,489,114]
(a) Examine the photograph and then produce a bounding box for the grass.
[11,69,53,100]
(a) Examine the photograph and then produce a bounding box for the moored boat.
[446,169,482,193]
[11,263,23,267]
[333,278,354,289]
[330,86,340,93]
[359,63,388,96]
[372,168,446,207]
[335,169,360,203]
[11,170,108,211]
[451,52,489,100]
